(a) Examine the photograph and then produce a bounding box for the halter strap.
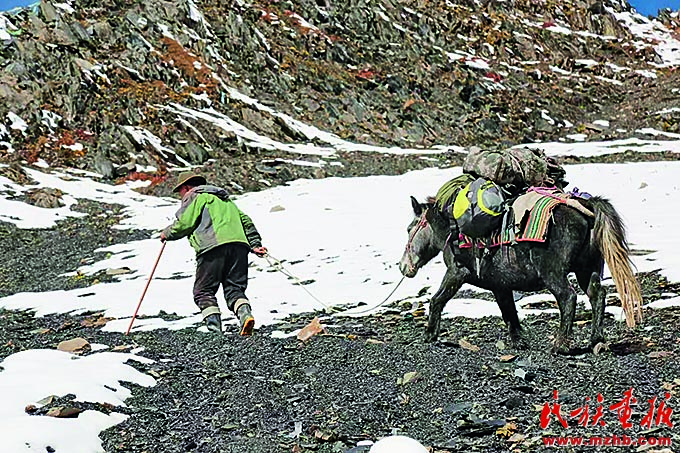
[404,211,429,273]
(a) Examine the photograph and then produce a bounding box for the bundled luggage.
[462,146,566,192]
[445,146,566,240]
[452,177,506,239]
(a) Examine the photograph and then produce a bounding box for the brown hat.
[172,171,207,193]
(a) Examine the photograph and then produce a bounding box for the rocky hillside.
[0,0,679,191]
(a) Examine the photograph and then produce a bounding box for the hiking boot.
[236,304,255,336]
[205,313,222,333]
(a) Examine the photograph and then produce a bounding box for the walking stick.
[125,241,166,335]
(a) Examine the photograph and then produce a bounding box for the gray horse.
[399,194,642,353]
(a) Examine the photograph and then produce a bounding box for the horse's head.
[399,196,443,278]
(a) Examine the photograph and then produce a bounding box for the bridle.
[404,210,429,274]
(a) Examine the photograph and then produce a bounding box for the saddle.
[434,172,595,252]
[513,188,594,240]
[444,185,594,250]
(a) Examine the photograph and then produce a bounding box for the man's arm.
[162,193,206,241]
[237,207,263,249]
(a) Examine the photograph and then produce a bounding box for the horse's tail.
[588,196,643,327]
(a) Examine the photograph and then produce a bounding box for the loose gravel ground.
[2,275,679,453]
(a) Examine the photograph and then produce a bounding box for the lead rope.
[263,253,407,316]
[264,253,340,312]
[405,213,428,275]
[335,213,427,315]
[335,275,406,316]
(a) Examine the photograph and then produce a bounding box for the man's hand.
[160,231,167,242]
[252,246,268,257]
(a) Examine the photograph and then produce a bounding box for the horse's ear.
[410,196,422,216]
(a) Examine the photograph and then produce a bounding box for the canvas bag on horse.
[452,177,506,238]
[463,147,565,189]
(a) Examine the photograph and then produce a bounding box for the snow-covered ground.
[0,350,155,453]
[520,137,680,157]
[3,157,679,330]
[1,140,680,451]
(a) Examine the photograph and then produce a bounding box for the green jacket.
[162,185,262,256]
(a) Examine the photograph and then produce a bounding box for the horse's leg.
[577,270,606,348]
[493,289,527,349]
[544,274,578,354]
[426,267,465,342]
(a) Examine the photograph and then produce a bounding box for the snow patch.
[0,349,155,453]
[7,112,28,132]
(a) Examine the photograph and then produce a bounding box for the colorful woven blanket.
[517,195,564,241]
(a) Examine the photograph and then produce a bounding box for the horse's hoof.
[592,341,609,355]
[551,339,572,355]
[424,331,438,343]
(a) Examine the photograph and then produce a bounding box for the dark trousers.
[193,243,249,313]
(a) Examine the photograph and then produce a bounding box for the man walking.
[160,172,267,335]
